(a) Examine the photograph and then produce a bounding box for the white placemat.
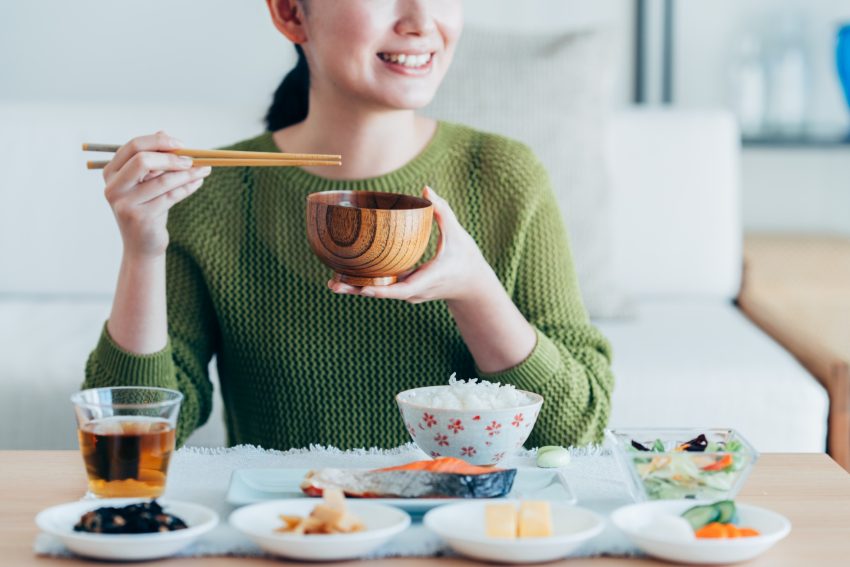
[34,444,640,559]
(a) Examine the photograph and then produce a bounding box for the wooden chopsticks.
[82,143,342,169]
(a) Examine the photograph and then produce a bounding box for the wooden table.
[3,452,850,566]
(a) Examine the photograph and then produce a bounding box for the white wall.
[673,0,850,236]
[674,0,850,129]
[742,150,850,234]
[0,1,294,108]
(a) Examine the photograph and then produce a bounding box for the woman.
[84,0,614,450]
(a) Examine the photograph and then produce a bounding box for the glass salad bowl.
[606,428,759,501]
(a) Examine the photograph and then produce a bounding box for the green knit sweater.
[84,122,614,450]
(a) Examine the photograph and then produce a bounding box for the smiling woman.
[81,0,614,450]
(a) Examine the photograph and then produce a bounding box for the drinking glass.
[71,387,183,498]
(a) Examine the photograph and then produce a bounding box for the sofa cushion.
[424,27,629,318]
[597,299,829,452]
[606,111,742,299]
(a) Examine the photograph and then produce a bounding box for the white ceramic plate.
[226,467,575,511]
[423,500,604,564]
[229,499,411,561]
[35,498,218,561]
[611,500,791,564]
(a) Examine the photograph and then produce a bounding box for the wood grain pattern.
[306,191,433,286]
[7,452,850,566]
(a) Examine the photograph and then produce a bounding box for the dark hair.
[265,44,310,131]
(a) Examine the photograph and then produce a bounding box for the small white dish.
[228,499,410,561]
[35,498,218,561]
[423,500,604,564]
[611,500,791,564]
[226,467,575,510]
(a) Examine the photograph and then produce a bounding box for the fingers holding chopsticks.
[129,166,213,206]
[101,131,185,183]
[104,131,213,201]
[141,174,211,217]
[102,131,213,259]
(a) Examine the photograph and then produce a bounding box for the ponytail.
[265,44,310,131]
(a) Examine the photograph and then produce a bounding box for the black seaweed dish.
[73,500,188,534]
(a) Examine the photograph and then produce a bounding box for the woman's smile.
[377,51,435,75]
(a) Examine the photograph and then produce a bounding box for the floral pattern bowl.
[395,386,544,465]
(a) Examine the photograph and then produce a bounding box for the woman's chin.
[371,88,440,111]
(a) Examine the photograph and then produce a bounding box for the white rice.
[406,373,533,410]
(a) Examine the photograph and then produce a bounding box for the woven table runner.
[35,443,640,559]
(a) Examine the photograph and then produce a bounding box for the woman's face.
[298,0,463,110]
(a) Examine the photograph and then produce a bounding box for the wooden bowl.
[306,191,433,286]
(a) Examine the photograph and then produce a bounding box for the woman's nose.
[394,0,437,37]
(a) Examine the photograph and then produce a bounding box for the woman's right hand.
[102,131,212,259]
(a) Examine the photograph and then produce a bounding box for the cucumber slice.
[713,500,737,524]
[681,504,720,530]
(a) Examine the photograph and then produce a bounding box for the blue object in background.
[838,24,850,109]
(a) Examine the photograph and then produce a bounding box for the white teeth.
[380,52,432,68]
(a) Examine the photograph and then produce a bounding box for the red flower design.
[434,433,449,447]
[512,413,524,427]
[431,451,442,458]
[493,452,506,462]
[447,419,464,434]
[485,421,502,436]
[461,446,477,457]
[472,415,481,421]
[406,422,416,438]
[422,412,437,428]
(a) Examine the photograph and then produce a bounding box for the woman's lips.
[377,52,435,75]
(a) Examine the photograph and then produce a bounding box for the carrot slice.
[695,522,729,538]
[702,454,734,471]
[695,522,761,539]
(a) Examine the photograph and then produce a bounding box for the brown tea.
[77,416,176,498]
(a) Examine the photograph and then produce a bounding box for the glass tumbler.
[71,387,182,498]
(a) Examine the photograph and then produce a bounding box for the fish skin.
[300,468,518,499]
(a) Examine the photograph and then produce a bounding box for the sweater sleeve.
[476,160,614,447]
[83,243,218,446]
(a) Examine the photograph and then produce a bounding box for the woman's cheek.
[434,0,464,40]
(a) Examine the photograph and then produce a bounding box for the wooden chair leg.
[826,362,850,471]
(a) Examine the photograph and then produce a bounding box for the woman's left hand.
[328,186,498,304]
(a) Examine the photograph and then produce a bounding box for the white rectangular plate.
[226,468,576,512]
